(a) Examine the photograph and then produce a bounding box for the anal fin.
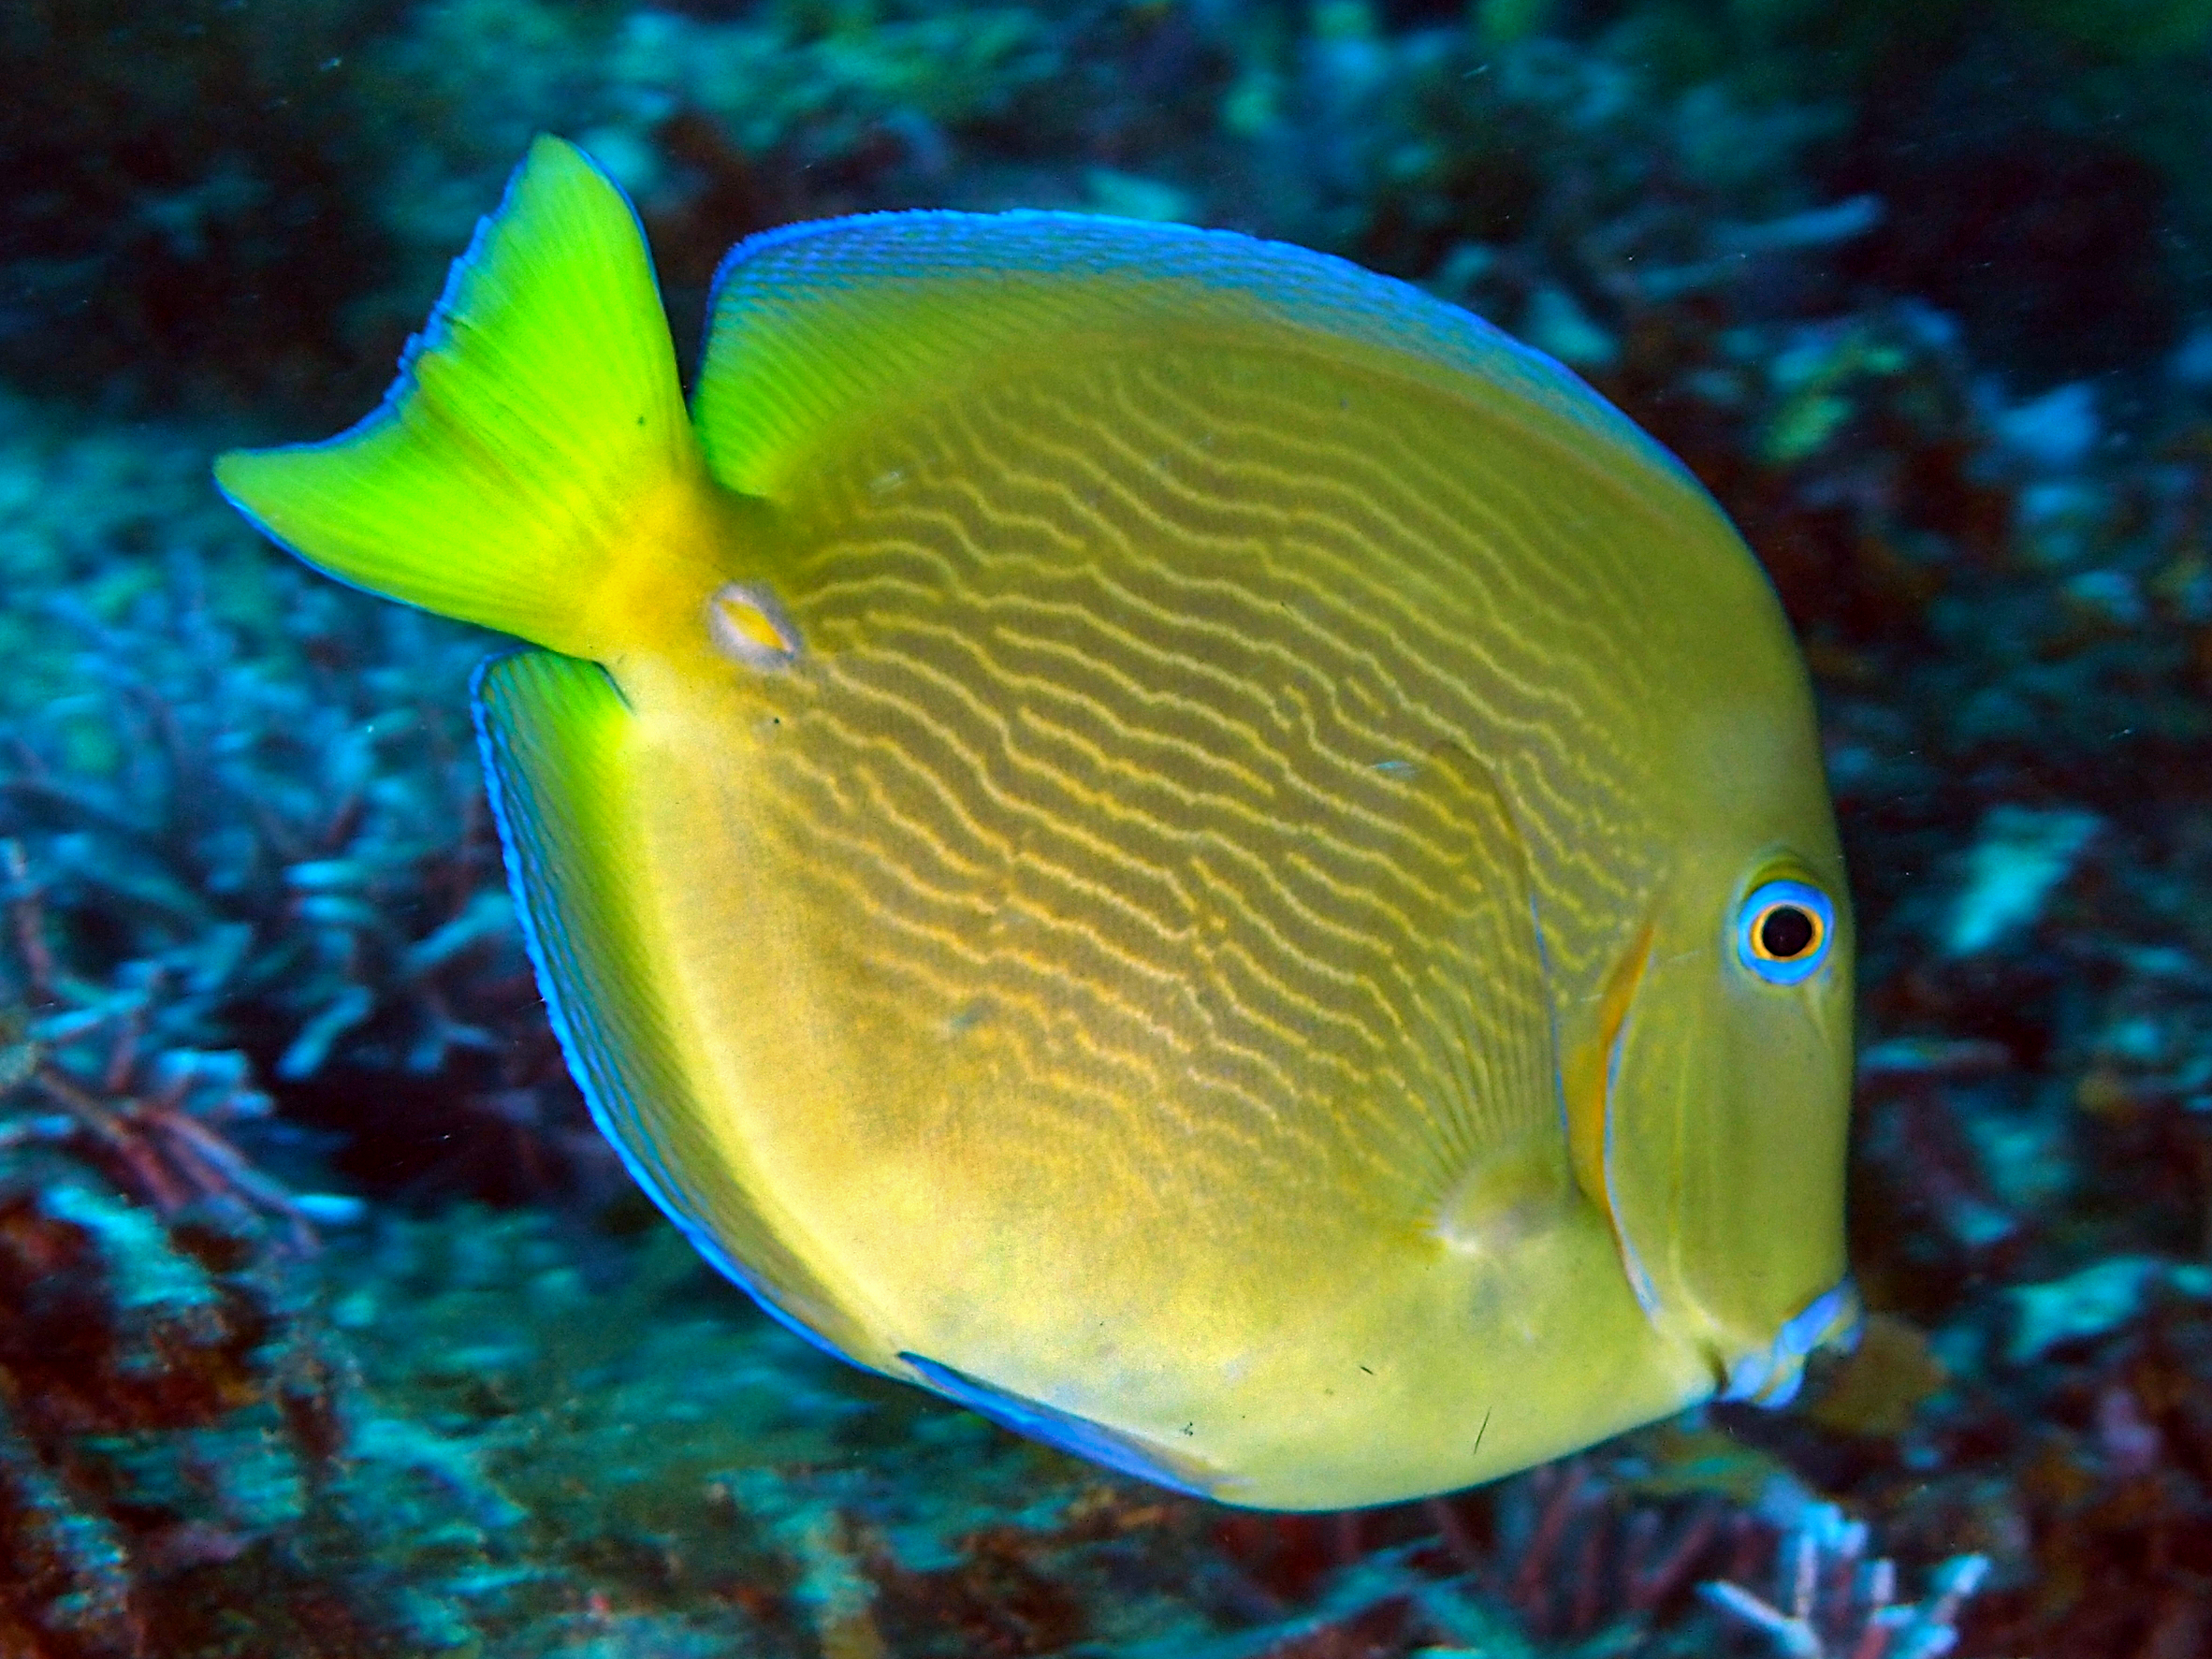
[473,648,870,1366]
[898,1352,1217,1498]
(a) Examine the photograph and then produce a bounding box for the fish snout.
[1716,1276,1863,1408]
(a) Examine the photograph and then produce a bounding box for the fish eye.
[1736,880,1833,986]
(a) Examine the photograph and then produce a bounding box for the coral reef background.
[5,0,2212,1653]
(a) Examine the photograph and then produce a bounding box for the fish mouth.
[1715,1277,1863,1408]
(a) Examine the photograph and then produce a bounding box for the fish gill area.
[5,1,2212,1654]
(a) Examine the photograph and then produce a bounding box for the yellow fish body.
[217,138,1857,1510]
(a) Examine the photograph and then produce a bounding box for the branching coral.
[1699,1501,1987,1659]
[0,521,594,1205]
[8,5,2212,1653]
[1,838,337,1247]
[1427,1455,1755,1647]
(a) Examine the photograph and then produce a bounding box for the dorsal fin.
[690,210,1705,506]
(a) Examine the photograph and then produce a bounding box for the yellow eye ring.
[1737,880,1832,984]
[1750,901,1823,961]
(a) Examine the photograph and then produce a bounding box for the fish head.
[1589,685,1859,1408]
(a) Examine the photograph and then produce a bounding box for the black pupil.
[1759,905,1817,959]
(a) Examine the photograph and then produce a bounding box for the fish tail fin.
[215,135,717,660]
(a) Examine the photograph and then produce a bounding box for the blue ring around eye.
[1737,880,1834,986]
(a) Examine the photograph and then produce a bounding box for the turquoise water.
[3,3,2210,1652]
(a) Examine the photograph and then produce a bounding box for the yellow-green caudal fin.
[472,649,877,1366]
[216,136,710,660]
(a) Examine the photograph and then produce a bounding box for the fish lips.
[1717,1276,1864,1407]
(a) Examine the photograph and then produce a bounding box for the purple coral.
[1,838,335,1248]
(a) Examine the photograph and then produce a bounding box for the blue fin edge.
[898,1350,1213,1498]
[702,206,1703,497]
[467,650,866,1375]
